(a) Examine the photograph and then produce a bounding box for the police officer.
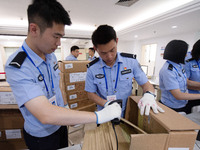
[159,40,200,114]
[185,39,200,111]
[88,47,97,61]
[5,1,121,150]
[65,45,80,61]
[85,25,164,117]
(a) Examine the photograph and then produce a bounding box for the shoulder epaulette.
[120,52,136,59]
[168,64,173,71]
[9,51,27,68]
[186,58,194,62]
[87,57,99,68]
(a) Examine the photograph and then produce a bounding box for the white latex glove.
[138,93,164,116]
[64,104,70,109]
[95,102,122,124]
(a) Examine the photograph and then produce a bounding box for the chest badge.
[95,74,104,79]
[192,65,198,68]
[38,74,44,81]
[121,69,131,75]
[53,63,59,71]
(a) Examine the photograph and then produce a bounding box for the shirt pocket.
[119,74,133,88]
[190,67,199,77]
[52,68,60,89]
[94,78,106,94]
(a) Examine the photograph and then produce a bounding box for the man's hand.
[95,102,121,124]
[138,92,164,115]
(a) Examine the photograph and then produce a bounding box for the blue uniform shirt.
[185,58,200,94]
[88,56,96,61]
[5,41,64,137]
[65,54,78,61]
[159,60,188,108]
[85,52,148,116]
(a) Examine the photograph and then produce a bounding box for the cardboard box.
[0,81,17,104]
[125,96,200,150]
[64,72,87,84]
[58,61,89,73]
[0,105,24,130]
[82,96,200,150]
[77,103,97,112]
[65,81,85,92]
[0,105,27,150]
[66,90,88,101]
[68,99,95,110]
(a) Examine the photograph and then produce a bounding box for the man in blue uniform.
[65,45,79,60]
[159,40,200,114]
[85,25,164,117]
[5,1,121,149]
[88,47,97,61]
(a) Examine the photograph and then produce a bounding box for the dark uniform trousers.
[23,126,68,150]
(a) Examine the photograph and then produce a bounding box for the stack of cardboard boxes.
[0,81,27,149]
[59,61,96,112]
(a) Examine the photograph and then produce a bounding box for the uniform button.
[99,82,101,84]
[113,80,115,82]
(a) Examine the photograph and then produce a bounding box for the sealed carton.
[0,81,17,104]
[58,61,89,73]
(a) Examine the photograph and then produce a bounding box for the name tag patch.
[192,65,198,68]
[53,64,59,71]
[121,69,131,75]
[38,74,44,81]
[95,74,105,79]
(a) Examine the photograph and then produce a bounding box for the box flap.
[0,104,19,109]
[129,96,200,131]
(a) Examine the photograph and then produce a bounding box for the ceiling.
[0,0,200,47]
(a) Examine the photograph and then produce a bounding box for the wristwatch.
[145,91,156,97]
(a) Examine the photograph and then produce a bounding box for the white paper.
[168,148,189,150]
[69,72,86,83]
[69,94,77,100]
[70,103,78,108]
[65,63,73,69]
[0,92,17,104]
[5,129,21,139]
[67,85,75,91]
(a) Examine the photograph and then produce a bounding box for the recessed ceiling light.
[134,35,138,38]
[171,25,178,29]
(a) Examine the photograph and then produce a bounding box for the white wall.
[118,31,200,78]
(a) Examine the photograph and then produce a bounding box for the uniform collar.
[22,41,52,67]
[99,52,123,69]
[167,60,182,69]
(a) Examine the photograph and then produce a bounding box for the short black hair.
[89,47,95,53]
[191,39,200,60]
[92,25,117,47]
[163,40,188,64]
[27,0,72,33]
[71,46,79,52]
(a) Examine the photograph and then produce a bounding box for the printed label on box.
[69,94,77,100]
[168,148,189,150]
[67,85,75,91]
[70,103,78,108]
[70,72,86,83]
[0,92,17,104]
[5,129,22,139]
[65,64,73,69]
